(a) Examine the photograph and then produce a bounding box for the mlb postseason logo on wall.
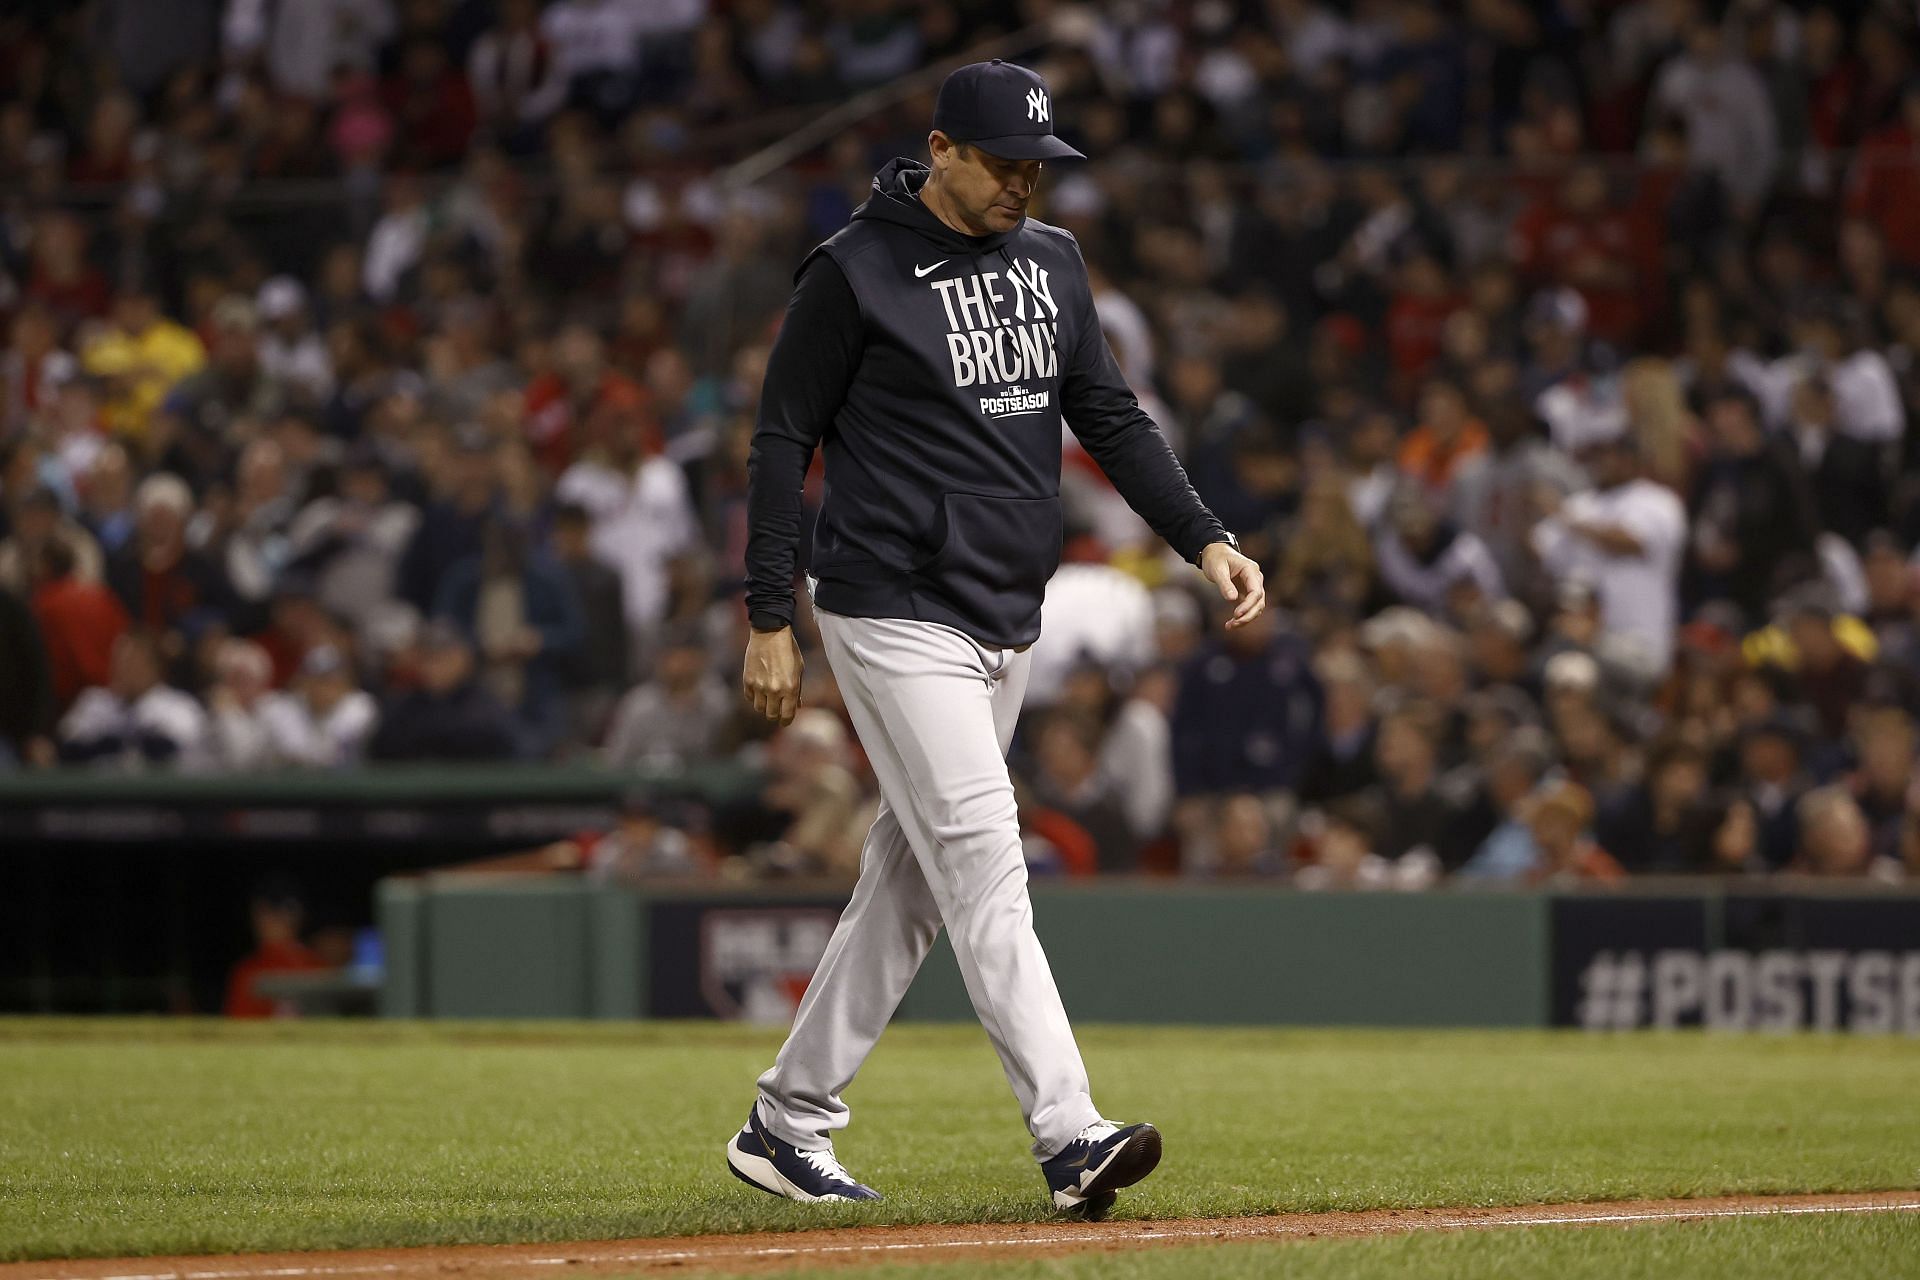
[1552,895,1920,1033]
[698,908,839,1023]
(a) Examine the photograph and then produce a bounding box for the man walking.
[730,60,1264,1215]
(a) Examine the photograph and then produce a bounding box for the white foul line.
[36,1198,1920,1280]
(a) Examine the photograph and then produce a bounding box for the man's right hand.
[743,625,804,726]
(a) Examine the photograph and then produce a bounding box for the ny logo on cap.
[1026,87,1049,123]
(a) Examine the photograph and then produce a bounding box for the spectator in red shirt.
[1845,81,1920,268]
[30,539,128,707]
[1514,164,1647,346]
[24,212,110,329]
[1,303,72,433]
[223,884,327,1018]
[67,90,138,186]
[1386,250,1461,398]
[383,37,478,171]
[522,322,654,475]
[1803,7,1862,150]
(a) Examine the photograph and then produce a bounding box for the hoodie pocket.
[912,492,1063,627]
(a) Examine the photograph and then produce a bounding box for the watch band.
[1198,531,1239,564]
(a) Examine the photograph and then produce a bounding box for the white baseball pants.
[755,602,1100,1160]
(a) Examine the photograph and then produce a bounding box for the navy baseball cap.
[933,59,1086,161]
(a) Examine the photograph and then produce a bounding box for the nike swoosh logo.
[914,260,948,278]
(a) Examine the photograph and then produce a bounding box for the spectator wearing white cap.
[105,473,232,650]
[205,637,277,769]
[255,276,333,403]
[1526,289,1630,454]
[1530,428,1687,679]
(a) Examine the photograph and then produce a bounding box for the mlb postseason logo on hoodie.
[925,258,1061,418]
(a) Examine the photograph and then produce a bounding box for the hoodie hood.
[852,157,1022,255]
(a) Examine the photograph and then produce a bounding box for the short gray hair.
[134,472,193,519]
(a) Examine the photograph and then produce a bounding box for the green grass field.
[2,1020,1916,1275]
[758,1216,1920,1280]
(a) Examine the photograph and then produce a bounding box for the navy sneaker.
[725,1105,882,1202]
[1040,1119,1162,1214]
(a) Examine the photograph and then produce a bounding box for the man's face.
[1375,716,1430,778]
[454,449,496,504]
[343,465,386,507]
[109,636,160,700]
[218,649,270,704]
[1743,734,1796,784]
[1168,354,1221,411]
[1858,712,1916,785]
[305,669,350,712]
[1708,400,1758,455]
[1652,758,1707,811]
[1788,613,1837,666]
[14,500,54,542]
[114,293,156,334]
[214,321,258,372]
[1563,166,1606,213]
[1215,794,1270,868]
[1792,381,1834,429]
[88,447,131,509]
[1581,441,1635,488]
[420,642,472,693]
[1419,383,1465,435]
[659,644,706,691]
[139,502,185,552]
[931,134,1041,234]
[1864,547,1910,608]
[1036,720,1092,784]
[1530,806,1583,857]
[555,326,603,387]
[1351,412,1396,466]
[1487,756,1536,811]
[551,517,588,560]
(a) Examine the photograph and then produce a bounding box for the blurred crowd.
[2,0,1920,887]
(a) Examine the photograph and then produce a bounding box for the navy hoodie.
[746,158,1227,648]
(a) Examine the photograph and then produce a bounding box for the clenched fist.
[743,625,805,726]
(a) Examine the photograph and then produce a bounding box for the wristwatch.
[1198,531,1240,564]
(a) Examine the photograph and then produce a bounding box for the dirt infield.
[10,1192,1917,1279]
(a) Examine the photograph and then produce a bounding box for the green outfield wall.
[380,878,1548,1026]
[380,877,1920,1031]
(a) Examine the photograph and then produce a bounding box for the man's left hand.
[1200,540,1266,629]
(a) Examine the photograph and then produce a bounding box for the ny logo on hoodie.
[928,258,1061,410]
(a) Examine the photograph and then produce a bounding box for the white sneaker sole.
[725,1136,860,1203]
